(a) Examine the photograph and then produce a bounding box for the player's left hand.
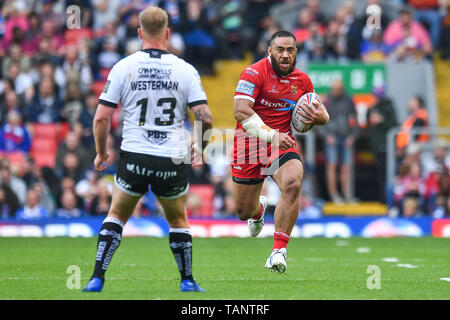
[299,100,329,126]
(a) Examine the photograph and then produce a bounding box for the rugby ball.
[291,92,321,133]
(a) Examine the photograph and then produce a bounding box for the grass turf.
[0,237,449,300]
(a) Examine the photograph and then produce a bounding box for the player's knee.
[282,178,302,200]
[236,205,254,221]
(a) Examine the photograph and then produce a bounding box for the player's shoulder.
[169,54,200,75]
[291,68,314,86]
[293,68,312,80]
[109,52,140,73]
[243,57,269,76]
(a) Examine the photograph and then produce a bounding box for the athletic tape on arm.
[241,113,276,143]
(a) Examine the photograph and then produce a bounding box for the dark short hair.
[413,95,425,108]
[269,30,297,46]
[399,6,412,16]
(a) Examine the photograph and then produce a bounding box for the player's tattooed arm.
[191,103,213,151]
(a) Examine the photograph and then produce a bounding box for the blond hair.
[138,6,168,38]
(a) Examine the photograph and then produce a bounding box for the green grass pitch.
[0,237,449,300]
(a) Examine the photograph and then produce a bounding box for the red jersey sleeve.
[303,73,314,94]
[234,66,263,103]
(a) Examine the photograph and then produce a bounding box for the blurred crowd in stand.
[0,0,449,220]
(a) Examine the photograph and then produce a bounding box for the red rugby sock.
[273,231,290,250]
[251,204,263,220]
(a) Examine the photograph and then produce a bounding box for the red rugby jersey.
[234,57,314,136]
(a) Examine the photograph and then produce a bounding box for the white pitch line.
[356,247,370,253]
[382,257,399,263]
[440,277,450,282]
[397,263,418,269]
[336,240,349,246]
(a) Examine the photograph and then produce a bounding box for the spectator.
[56,152,85,183]
[253,15,280,62]
[0,184,20,218]
[32,38,61,68]
[0,4,29,52]
[366,85,397,202]
[293,7,324,46]
[55,130,92,173]
[22,12,41,56]
[302,21,326,62]
[91,21,125,77]
[361,29,389,62]
[425,162,450,217]
[54,189,84,218]
[306,0,326,25]
[119,9,141,50]
[0,111,31,152]
[422,140,450,177]
[2,42,31,76]
[215,0,248,59]
[383,7,432,59]
[38,0,64,32]
[317,79,358,203]
[61,82,84,126]
[88,181,111,216]
[393,160,426,216]
[75,170,99,209]
[0,163,27,205]
[21,157,40,188]
[16,189,49,219]
[340,2,365,60]
[297,193,321,219]
[324,19,347,61]
[396,95,429,160]
[97,37,122,72]
[7,61,34,103]
[34,61,65,101]
[26,77,63,123]
[78,91,97,150]
[58,44,93,95]
[56,176,85,209]
[159,0,185,32]
[408,0,443,49]
[179,0,216,75]
[92,0,122,31]
[38,20,65,56]
[0,90,26,126]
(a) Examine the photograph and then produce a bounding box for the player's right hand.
[272,132,295,151]
[94,153,109,172]
[191,142,204,168]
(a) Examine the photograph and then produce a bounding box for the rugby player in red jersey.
[232,30,329,273]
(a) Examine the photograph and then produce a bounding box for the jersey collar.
[141,48,169,58]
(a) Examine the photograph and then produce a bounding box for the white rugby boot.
[248,196,268,237]
[264,247,287,274]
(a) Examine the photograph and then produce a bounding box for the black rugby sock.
[169,228,194,281]
[91,217,124,281]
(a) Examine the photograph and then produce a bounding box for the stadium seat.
[64,28,92,45]
[29,124,60,168]
[57,122,70,144]
[91,81,106,97]
[188,184,215,217]
[31,123,58,140]
[99,68,112,81]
